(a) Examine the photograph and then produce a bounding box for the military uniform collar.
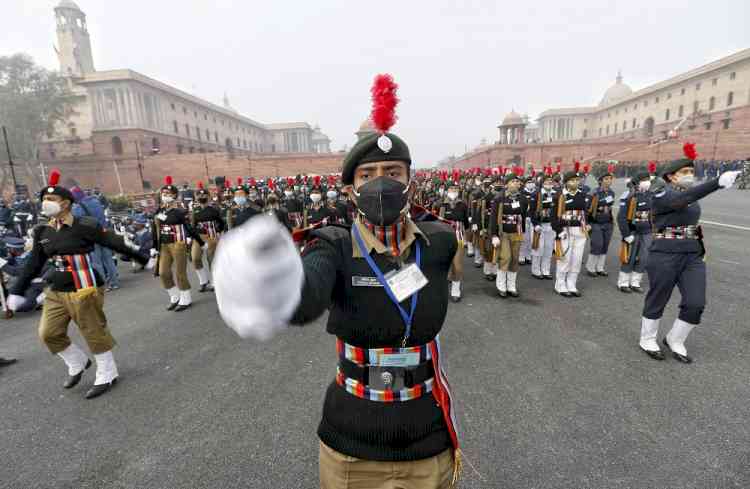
[351,217,429,258]
[49,212,74,229]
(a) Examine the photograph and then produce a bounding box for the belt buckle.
[368,366,406,390]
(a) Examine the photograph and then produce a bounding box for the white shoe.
[450,281,461,301]
[618,272,631,288]
[495,271,507,293]
[483,262,492,275]
[507,272,518,295]
[466,243,474,257]
[178,289,192,306]
[631,272,643,288]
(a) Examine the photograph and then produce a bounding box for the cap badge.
[377,134,392,154]
[47,187,54,193]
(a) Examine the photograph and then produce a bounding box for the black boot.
[64,359,92,389]
[0,357,18,367]
[85,378,118,399]
[166,302,179,311]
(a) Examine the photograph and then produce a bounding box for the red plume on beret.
[165,175,173,186]
[237,177,243,186]
[583,164,590,174]
[683,142,698,161]
[370,74,399,134]
[313,175,321,187]
[48,169,61,187]
[268,178,275,190]
[607,164,615,174]
[556,164,562,173]
[574,161,581,173]
[531,169,537,177]
[452,169,460,181]
[197,181,204,189]
[249,178,256,187]
[286,177,294,186]
[648,161,657,173]
[224,178,230,188]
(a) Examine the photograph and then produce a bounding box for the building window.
[606,125,610,135]
[665,109,670,121]
[185,124,191,138]
[206,129,210,140]
[709,97,716,110]
[196,126,201,141]
[655,96,660,103]
[727,91,734,106]
[723,119,731,129]
[183,107,187,114]
[695,83,701,91]
[681,88,686,95]
[237,137,240,146]
[221,120,224,126]
[705,122,712,130]
[173,121,179,134]
[712,78,718,86]
[678,105,684,117]
[693,101,699,113]
[70,127,77,138]
[194,111,197,118]
[177,144,183,154]
[213,117,216,123]
[215,131,219,142]
[583,129,587,138]
[632,118,636,129]
[667,93,672,99]
[189,147,195,154]
[729,72,736,80]
[111,136,123,155]
[152,137,160,152]
[204,114,208,121]
[171,103,176,110]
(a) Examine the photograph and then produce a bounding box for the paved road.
[1,181,749,489]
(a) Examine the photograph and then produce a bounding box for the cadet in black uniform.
[438,179,470,302]
[585,165,616,277]
[303,177,330,227]
[213,75,460,488]
[530,171,558,280]
[191,181,225,292]
[552,169,590,297]
[519,174,536,265]
[490,171,528,297]
[7,170,147,399]
[227,178,262,229]
[639,143,740,362]
[616,172,653,293]
[282,177,304,229]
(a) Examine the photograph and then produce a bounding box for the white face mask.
[42,200,62,217]
[438,189,445,196]
[638,181,651,191]
[326,191,337,200]
[162,195,174,204]
[474,179,482,186]
[447,191,458,200]
[525,183,536,191]
[284,190,293,197]
[310,194,321,203]
[676,175,695,187]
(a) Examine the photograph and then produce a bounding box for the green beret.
[563,171,581,183]
[341,132,411,185]
[504,174,521,184]
[660,159,694,180]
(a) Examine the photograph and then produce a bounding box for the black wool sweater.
[290,221,457,461]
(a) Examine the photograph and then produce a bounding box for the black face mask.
[198,198,208,204]
[354,176,409,226]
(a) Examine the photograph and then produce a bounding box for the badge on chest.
[384,263,429,302]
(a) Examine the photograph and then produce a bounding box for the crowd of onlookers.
[609,159,749,181]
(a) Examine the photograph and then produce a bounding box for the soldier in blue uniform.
[585,166,616,277]
[639,143,740,362]
[616,172,652,293]
[2,237,49,312]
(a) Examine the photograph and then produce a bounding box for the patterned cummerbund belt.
[335,338,435,402]
[197,220,218,238]
[54,254,97,290]
[654,225,700,240]
[633,210,650,222]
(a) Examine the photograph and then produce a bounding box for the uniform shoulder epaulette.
[650,180,667,198]
[415,219,454,236]
[311,224,351,243]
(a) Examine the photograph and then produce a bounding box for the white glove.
[472,224,478,231]
[491,236,500,247]
[145,257,157,270]
[718,170,741,189]
[624,235,635,244]
[149,248,159,258]
[7,294,26,312]
[558,232,567,240]
[201,243,209,251]
[534,225,542,232]
[468,217,473,224]
[213,215,304,341]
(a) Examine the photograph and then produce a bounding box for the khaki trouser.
[159,241,190,290]
[191,235,218,270]
[447,245,464,282]
[319,442,453,489]
[480,232,494,262]
[497,233,524,272]
[39,288,114,355]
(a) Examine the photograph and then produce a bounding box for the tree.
[0,53,73,192]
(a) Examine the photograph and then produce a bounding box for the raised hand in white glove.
[149,248,159,258]
[213,215,304,341]
[718,170,741,189]
[491,236,501,247]
[7,294,26,312]
[472,224,478,231]
[624,235,635,244]
[534,225,542,232]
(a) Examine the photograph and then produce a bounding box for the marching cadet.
[530,169,558,280]
[152,176,205,311]
[585,165,616,277]
[264,192,293,232]
[478,176,500,280]
[213,74,460,488]
[227,177,262,229]
[246,178,265,209]
[490,170,528,297]
[469,173,491,268]
[221,178,234,206]
[639,143,740,363]
[552,165,590,297]
[518,173,537,265]
[617,172,653,293]
[191,181,225,292]
[303,177,330,227]
[7,170,147,399]
[463,172,483,259]
[283,177,304,228]
[438,176,470,302]
[325,176,351,225]
[129,215,152,273]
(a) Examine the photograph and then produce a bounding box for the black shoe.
[450,295,461,303]
[0,357,17,367]
[466,252,474,257]
[484,274,494,281]
[640,346,665,361]
[473,262,483,268]
[618,286,632,293]
[662,338,692,364]
[557,290,572,297]
[570,290,582,297]
[174,303,192,312]
[199,283,212,293]
[64,359,92,389]
[586,270,598,277]
[630,285,643,293]
[543,274,553,280]
[508,291,519,298]
[85,378,118,399]
[166,302,179,311]
[532,274,543,280]
[597,271,609,277]
[497,290,507,298]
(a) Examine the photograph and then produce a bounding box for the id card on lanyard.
[352,225,429,346]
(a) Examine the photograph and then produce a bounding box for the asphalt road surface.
[1,181,749,489]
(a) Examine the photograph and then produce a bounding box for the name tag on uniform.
[373,351,420,367]
[511,201,520,208]
[384,263,429,303]
[352,276,383,287]
[605,196,614,203]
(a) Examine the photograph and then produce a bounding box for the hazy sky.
[3,1,748,166]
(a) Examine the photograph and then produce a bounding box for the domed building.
[497,110,527,144]
[355,118,376,141]
[599,71,633,106]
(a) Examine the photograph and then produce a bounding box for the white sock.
[507,272,517,292]
[555,272,568,293]
[36,292,46,305]
[631,272,643,288]
[618,272,631,288]
[167,287,179,303]
[450,281,461,297]
[666,319,696,357]
[93,350,118,385]
[196,268,209,285]
[585,255,598,273]
[496,271,507,292]
[597,254,607,272]
[467,243,474,255]
[566,272,579,292]
[639,317,661,352]
[58,344,88,376]
[178,289,192,306]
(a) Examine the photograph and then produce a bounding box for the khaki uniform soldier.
[152,176,205,311]
[438,178,470,302]
[191,181,225,292]
[490,171,529,297]
[7,170,147,399]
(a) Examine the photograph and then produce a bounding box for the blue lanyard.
[352,225,420,346]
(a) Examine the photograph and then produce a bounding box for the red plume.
[607,164,615,174]
[683,142,697,161]
[197,181,204,189]
[452,169,460,182]
[224,178,230,189]
[237,177,243,186]
[574,161,581,173]
[250,178,256,187]
[556,164,562,173]
[268,178,275,190]
[165,175,173,186]
[531,169,536,177]
[370,74,399,133]
[286,177,294,186]
[583,164,590,174]
[48,169,61,187]
[313,175,321,187]
[648,161,657,174]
